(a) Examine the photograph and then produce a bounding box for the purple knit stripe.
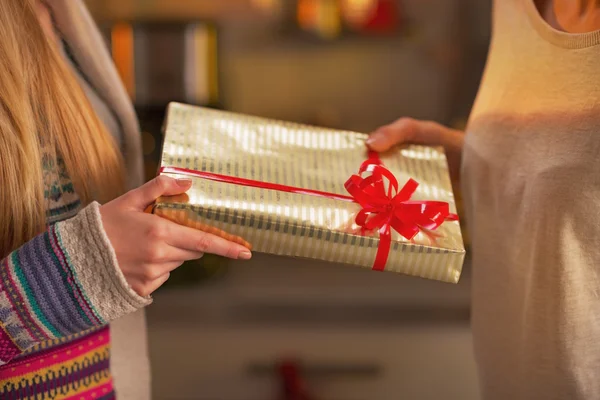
[0,257,48,343]
[48,225,102,326]
[15,230,98,337]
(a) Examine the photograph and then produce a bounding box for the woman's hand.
[100,176,252,297]
[366,117,465,182]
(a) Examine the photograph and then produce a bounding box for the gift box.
[153,103,465,283]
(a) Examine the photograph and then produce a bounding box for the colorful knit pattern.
[0,151,115,398]
[0,326,114,399]
[42,150,81,224]
[0,224,105,363]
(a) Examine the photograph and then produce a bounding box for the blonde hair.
[0,0,125,257]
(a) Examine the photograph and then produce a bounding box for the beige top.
[463,0,600,399]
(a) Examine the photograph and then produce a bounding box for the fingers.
[162,248,205,264]
[165,222,252,260]
[128,259,183,297]
[366,118,450,153]
[153,273,171,291]
[366,117,420,152]
[124,176,193,210]
[135,272,171,297]
[155,208,253,250]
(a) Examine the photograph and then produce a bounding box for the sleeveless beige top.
[463,1,600,399]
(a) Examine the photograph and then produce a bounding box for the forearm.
[442,127,464,184]
[0,202,150,364]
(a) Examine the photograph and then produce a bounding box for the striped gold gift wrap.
[153,102,465,283]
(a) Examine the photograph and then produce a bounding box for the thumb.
[125,175,192,210]
[366,118,419,152]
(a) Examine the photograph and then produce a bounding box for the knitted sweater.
[0,162,150,398]
[0,1,151,399]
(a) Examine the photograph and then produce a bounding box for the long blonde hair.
[0,0,125,257]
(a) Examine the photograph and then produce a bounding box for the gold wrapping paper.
[155,103,465,283]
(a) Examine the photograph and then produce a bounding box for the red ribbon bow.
[343,155,458,271]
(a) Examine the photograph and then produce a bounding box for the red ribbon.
[159,151,457,271]
[344,151,458,270]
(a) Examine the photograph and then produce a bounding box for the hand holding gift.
[99,175,252,297]
[367,117,464,183]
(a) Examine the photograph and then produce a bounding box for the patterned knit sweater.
[0,151,151,398]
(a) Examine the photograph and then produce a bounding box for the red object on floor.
[278,360,314,400]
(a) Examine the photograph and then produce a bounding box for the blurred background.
[85,0,491,399]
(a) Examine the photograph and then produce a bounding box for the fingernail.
[176,178,192,187]
[366,132,383,146]
[238,251,252,260]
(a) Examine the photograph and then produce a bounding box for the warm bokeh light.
[111,22,135,100]
[298,0,342,39]
[341,0,377,28]
[251,0,281,13]
[297,0,319,30]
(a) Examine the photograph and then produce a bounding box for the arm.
[0,175,253,365]
[367,118,465,183]
[0,202,148,365]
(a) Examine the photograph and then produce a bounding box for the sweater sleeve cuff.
[56,202,152,322]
